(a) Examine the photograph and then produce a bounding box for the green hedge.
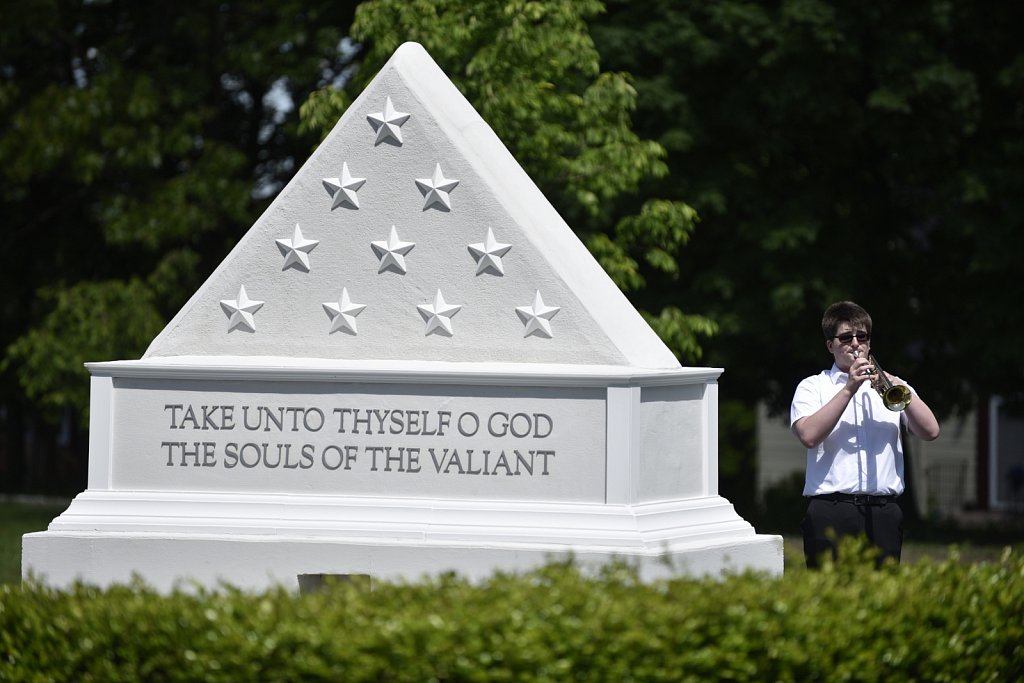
[2,545,1022,682]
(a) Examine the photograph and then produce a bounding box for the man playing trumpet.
[791,301,940,567]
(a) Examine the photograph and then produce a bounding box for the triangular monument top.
[144,42,680,370]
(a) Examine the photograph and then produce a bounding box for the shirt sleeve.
[898,379,916,426]
[790,376,822,428]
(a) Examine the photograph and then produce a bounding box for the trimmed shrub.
[2,544,1022,681]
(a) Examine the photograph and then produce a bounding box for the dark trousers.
[801,497,904,568]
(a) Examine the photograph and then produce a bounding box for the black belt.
[812,493,896,506]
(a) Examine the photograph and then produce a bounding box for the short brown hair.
[822,301,872,340]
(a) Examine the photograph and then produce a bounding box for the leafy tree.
[590,0,1024,512]
[0,1,358,491]
[299,0,717,359]
[592,0,1024,420]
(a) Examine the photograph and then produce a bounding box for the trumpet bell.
[881,384,913,412]
[868,354,912,412]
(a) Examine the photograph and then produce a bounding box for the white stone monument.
[23,43,782,590]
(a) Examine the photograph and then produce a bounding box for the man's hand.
[846,354,874,393]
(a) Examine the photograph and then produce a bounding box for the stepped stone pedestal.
[23,43,782,590]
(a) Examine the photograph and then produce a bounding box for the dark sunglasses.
[831,331,870,344]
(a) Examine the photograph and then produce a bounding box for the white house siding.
[756,403,804,496]
[910,413,977,517]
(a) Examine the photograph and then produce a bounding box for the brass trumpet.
[855,350,912,412]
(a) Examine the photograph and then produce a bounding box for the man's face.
[826,321,871,372]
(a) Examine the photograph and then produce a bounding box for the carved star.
[323,288,366,335]
[417,289,462,337]
[322,162,366,210]
[366,96,410,145]
[468,227,512,275]
[220,285,264,333]
[515,291,561,339]
[275,223,319,272]
[370,226,415,274]
[415,163,459,211]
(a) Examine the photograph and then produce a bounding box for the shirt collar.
[827,363,847,384]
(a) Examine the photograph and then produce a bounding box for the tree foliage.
[5,0,1020,502]
[593,0,1024,418]
[0,1,358,422]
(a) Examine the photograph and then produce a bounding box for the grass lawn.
[780,534,1023,572]
[1,500,69,585]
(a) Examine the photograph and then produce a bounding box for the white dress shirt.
[790,364,912,497]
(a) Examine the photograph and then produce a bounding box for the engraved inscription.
[159,402,557,478]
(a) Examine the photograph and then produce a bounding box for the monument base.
[23,491,782,590]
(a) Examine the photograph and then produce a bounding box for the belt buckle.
[852,494,874,505]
